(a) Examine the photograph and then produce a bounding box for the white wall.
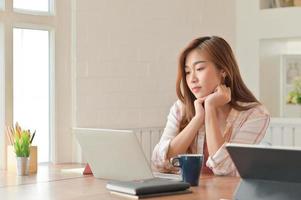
[260,38,301,117]
[71,0,236,162]
[260,39,286,117]
[54,0,72,163]
[74,0,236,129]
[236,1,301,97]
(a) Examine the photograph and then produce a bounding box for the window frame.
[12,23,55,162]
[0,0,57,168]
[13,0,55,16]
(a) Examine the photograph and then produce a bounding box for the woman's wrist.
[192,115,204,129]
[204,104,217,117]
[205,101,217,111]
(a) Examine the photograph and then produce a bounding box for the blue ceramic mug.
[171,154,203,186]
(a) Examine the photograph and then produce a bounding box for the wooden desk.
[0,164,240,200]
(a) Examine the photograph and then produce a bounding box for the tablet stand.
[235,179,301,200]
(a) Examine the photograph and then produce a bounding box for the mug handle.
[170,157,181,167]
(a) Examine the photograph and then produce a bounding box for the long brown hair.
[176,36,259,131]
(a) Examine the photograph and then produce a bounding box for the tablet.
[226,143,301,183]
[226,143,301,200]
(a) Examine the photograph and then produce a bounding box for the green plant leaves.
[287,77,301,105]
[14,130,30,157]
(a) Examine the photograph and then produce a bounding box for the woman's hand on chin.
[204,84,231,109]
[193,96,207,122]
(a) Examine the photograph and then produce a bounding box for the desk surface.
[0,164,239,200]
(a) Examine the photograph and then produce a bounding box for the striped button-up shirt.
[151,100,270,176]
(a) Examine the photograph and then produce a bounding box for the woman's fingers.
[198,96,207,102]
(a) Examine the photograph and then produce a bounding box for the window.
[13,28,50,162]
[14,0,53,14]
[0,0,60,169]
[0,0,4,10]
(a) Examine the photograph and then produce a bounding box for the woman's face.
[185,49,222,98]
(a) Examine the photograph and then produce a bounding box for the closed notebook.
[109,189,192,199]
[106,178,190,195]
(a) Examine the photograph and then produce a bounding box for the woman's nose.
[190,71,198,83]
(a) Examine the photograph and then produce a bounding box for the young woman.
[151,36,270,176]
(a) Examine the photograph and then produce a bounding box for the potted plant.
[11,123,33,176]
[287,76,301,104]
[6,123,37,175]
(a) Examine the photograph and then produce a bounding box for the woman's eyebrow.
[185,60,208,69]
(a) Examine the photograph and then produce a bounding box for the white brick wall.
[74,0,236,131]
[71,0,237,163]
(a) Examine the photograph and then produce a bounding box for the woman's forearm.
[205,105,225,156]
[167,116,203,159]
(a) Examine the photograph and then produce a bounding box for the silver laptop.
[73,128,180,181]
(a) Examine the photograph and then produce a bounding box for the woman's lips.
[191,87,201,93]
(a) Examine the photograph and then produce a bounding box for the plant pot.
[7,145,38,173]
[16,157,29,176]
